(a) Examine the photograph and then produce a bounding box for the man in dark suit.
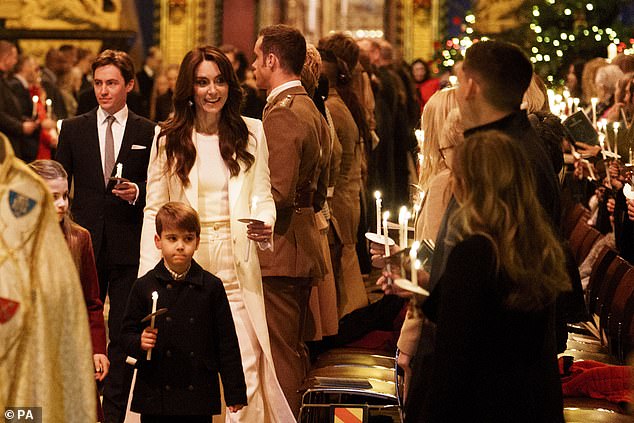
[253,24,330,417]
[0,40,38,160]
[56,49,156,423]
[8,54,43,162]
[135,46,162,118]
[40,48,68,120]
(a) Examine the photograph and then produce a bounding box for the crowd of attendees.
[2,25,634,423]
[565,53,634,265]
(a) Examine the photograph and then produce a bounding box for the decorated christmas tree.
[526,0,630,86]
[432,0,633,86]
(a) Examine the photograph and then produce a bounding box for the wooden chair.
[606,268,634,362]
[586,247,619,315]
[576,228,602,265]
[312,348,395,370]
[567,247,617,348]
[594,256,632,339]
[618,292,634,361]
[564,401,631,422]
[569,220,592,263]
[563,203,590,239]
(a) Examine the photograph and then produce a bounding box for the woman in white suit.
[139,46,295,423]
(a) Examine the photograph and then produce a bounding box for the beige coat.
[326,90,368,317]
[139,117,294,421]
[400,169,452,356]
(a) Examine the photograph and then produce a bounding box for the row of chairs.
[298,348,401,422]
[564,202,634,363]
[562,203,633,421]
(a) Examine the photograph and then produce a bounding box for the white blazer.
[139,117,295,421]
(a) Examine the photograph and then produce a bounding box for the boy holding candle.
[121,202,246,422]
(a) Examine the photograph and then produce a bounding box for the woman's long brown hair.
[158,46,254,186]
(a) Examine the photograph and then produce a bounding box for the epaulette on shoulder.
[278,94,294,108]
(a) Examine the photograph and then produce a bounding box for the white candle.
[374,191,382,234]
[45,98,52,119]
[410,241,420,286]
[614,122,620,158]
[31,95,38,119]
[600,120,612,153]
[246,195,259,262]
[147,291,158,360]
[115,163,123,179]
[608,43,618,61]
[599,134,609,166]
[600,118,608,133]
[573,97,580,114]
[404,211,410,248]
[591,97,598,127]
[383,211,390,257]
[566,97,573,116]
[383,210,392,285]
[398,206,407,249]
[251,195,259,217]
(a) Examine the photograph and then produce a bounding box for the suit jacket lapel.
[115,111,137,168]
[228,154,245,212]
[84,110,106,189]
[1,78,22,114]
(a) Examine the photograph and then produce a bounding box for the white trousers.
[196,222,266,423]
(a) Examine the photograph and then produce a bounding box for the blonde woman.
[414,87,459,240]
[373,88,462,399]
[406,130,570,421]
[395,102,463,400]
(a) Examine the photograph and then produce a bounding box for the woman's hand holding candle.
[246,221,272,242]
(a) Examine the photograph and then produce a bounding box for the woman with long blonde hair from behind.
[406,130,570,422]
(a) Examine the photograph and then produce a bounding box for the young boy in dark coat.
[121,202,247,422]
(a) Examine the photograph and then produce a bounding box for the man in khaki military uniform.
[252,24,330,417]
